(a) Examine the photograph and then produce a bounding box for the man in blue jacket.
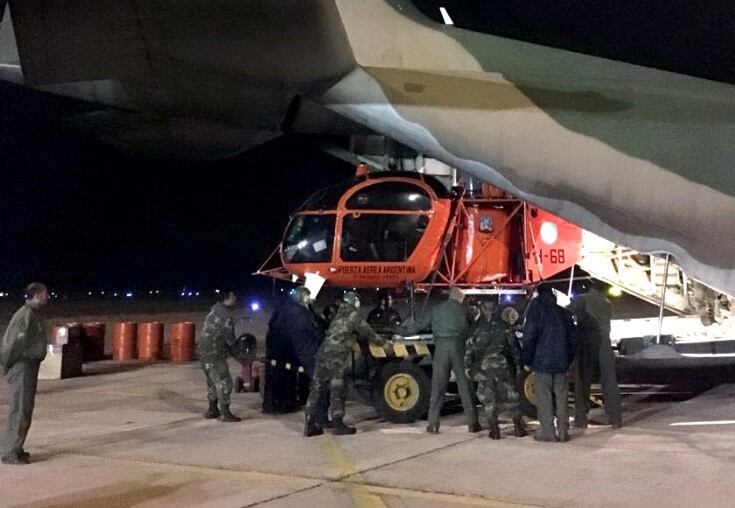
[522,284,578,442]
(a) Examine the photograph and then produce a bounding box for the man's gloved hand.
[523,365,531,373]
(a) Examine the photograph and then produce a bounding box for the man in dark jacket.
[400,287,480,434]
[522,284,578,442]
[263,289,301,414]
[367,290,402,331]
[199,290,241,422]
[1,283,49,465]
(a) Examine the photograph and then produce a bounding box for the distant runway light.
[187,292,193,297]
[215,289,220,294]
[196,291,200,296]
[250,302,261,312]
[125,292,133,298]
[180,292,185,297]
[439,7,454,25]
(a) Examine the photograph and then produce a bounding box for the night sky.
[0,82,352,294]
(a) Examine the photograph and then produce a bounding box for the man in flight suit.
[0,282,49,465]
[199,290,241,423]
[568,281,622,428]
[402,287,480,434]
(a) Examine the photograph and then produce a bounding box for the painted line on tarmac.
[316,434,388,508]
[337,482,546,508]
[40,438,544,508]
[670,420,735,426]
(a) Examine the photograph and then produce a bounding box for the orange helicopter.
[257,165,582,294]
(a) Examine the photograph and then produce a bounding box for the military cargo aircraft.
[1,0,734,300]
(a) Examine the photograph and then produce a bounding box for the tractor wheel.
[375,361,431,424]
[519,370,538,419]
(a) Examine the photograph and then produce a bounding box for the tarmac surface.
[1,361,735,508]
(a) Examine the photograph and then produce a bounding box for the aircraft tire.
[375,360,431,424]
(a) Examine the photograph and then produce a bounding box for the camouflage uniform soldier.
[199,290,241,422]
[465,300,527,439]
[304,292,387,437]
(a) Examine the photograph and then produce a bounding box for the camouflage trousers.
[201,359,233,410]
[305,351,349,420]
[476,367,521,420]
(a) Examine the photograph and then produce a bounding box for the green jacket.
[403,299,474,340]
[0,304,47,372]
[568,288,612,338]
[198,303,236,362]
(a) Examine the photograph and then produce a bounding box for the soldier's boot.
[217,405,242,423]
[204,400,220,419]
[513,416,528,438]
[331,417,357,436]
[318,418,335,429]
[488,418,501,440]
[1,454,30,466]
[304,415,324,437]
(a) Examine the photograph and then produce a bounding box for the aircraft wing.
[319,0,735,295]
[2,0,734,294]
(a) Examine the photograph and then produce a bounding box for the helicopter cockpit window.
[282,214,335,263]
[346,182,432,211]
[340,214,429,262]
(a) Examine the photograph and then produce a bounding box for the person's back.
[522,291,576,373]
[569,285,621,428]
[427,298,473,340]
[412,288,479,434]
[288,301,324,373]
[522,286,576,442]
[199,302,236,362]
[465,305,526,439]
[574,288,612,336]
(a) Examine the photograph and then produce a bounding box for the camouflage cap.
[342,291,360,307]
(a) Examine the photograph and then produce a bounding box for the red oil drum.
[170,322,195,362]
[81,322,106,362]
[112,322,137,360]
[137,322,164,361]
